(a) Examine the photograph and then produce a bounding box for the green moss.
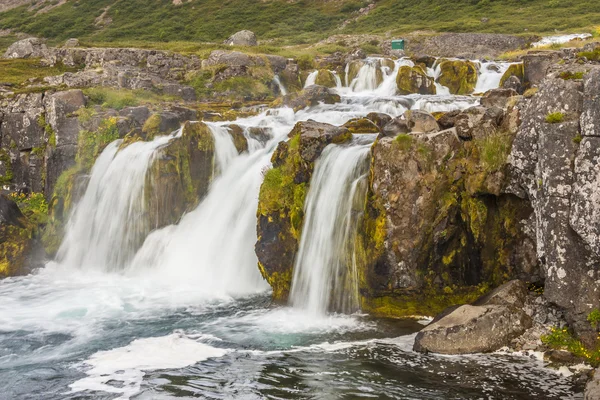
[0,223,34,278]
[546,112,565,124]
[314,69,337,88]
[212,76,274,101]
[574,134,583,144]
[343,118,380,134]
[437,60,478,95]
[523,87,538,98]
[142,114,162,140]
[361,284,489,318]
[75,106,97,123]
[578,49,600,62]
[394,134,414,151]
[8,192,48,225]
[76,116,120,170]
[0,149,13,186]
[461,196,488,241]
[559,71,585,80]
[83,87,176,110]
[499,63,524,87]
[396,65,436,95]
[475,132,514,172]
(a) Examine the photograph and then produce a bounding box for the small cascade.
[289,136,373,315]
[273,75,287,96]
[304,70,318,88]
[430,60,451,96]
[375,58,412,96]
[57,130,181,271]
[474,61,513,93]
[349,60,381,92]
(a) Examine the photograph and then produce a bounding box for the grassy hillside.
[0,0,599,46]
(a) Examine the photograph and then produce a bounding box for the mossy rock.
[0,194,36,278]
[146,121,217,230]
[396,65,436,95]
[499,63,524,88]
[437,60,478,95]
[314,69,338,88]
[256,121,351,301]
[343,118,380,134]
[346,60,364,84]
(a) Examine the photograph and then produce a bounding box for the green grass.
[0,58,77,86]
[542,326,600,367]
[82,87,177,109]
[476,133,514,171]
[546,112,565,124]
[0,0,599,47]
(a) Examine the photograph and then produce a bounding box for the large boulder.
[413,303,532,354]
[256,121,351,300]
[522,52,559,88]
[480,88,519,109]
[396,65,436,95]
[224,30,258,46]
[3,37,48,59]
[437,60,478,95]
[403,110,439,133]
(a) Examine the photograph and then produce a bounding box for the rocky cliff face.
[506,64,600,345]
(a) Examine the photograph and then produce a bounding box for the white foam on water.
[533,33,592,47]
[69,331,228,399]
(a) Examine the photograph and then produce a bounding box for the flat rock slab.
[413,304,531,354]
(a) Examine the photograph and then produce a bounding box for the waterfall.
[289,136,373,315]
[273,75,287,96]
[349,60,382,92]
[304,71,318,88]
[127,125,271,297]
[57,131,181,271]
[474,61,513,93]
[430,60,451,96]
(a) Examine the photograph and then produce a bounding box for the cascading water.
[0,52,566,400]
[289,136,373,315]
[273,75,287,95]
[474,61,514,93]
[57,131,180,271]
[128,127,270,297]
[304,70,318,88]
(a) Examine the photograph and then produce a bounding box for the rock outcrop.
[224,30,258,46]
[3,37,48,59]
[506,66,600,345]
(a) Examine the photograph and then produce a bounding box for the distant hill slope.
[0,0,599,45]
